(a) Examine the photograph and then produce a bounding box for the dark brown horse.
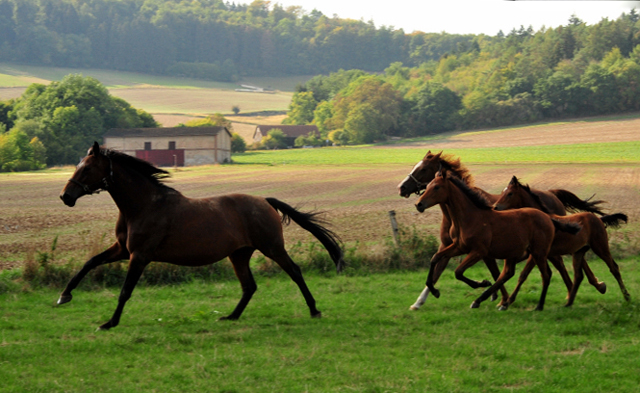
[414,169,580,311]
[397,151,586,309]
[494,176,631,306]
[58,142,344,330]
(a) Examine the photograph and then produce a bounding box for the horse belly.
[151,207,249,265]
[485,224,530,260]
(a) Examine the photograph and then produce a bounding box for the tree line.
[283,11,640,144]
[0,0,476,79]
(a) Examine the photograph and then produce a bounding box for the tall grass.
[2,226,439,294]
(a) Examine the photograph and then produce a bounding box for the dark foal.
[59,142,343,330]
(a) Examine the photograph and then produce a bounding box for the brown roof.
[254,125,318,139]
[104,126,230,138]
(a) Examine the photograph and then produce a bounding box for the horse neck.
[107,164,169,217]
[444,181,488,232]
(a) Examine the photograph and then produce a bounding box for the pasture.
[2,116,640,391]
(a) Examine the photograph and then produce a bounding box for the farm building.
[252,125,319,147]
[103,127,232,167]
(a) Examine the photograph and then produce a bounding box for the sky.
[272,0,640,35]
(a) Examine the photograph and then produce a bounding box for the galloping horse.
[397,151,594,309]
[58,142,344,330]
[414,169,581,311]
[494,176,631,306]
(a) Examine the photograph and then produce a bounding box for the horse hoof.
[534,306,544,311]
[564,302,573,308]
[97,322,113,331]
[218,315,238,321]
[409,305,420,311]
[498,305,508,311]
[597,282,607,294]
[431,289,440,298]
[480,280,492,287]
[311,311,322,318]
[57,294,72,305]
[470,301,480,309]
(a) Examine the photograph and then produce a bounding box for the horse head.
[397,150,442,198]
[60,141,113,207]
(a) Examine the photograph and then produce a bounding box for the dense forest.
[282,11,640,144]
[0,0,477,79]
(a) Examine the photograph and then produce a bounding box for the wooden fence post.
[388,210,399,247]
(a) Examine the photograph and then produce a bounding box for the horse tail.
[265,197,344,273]
[549,189,606,215]
[551,218,582,235]
[600,213,628,229]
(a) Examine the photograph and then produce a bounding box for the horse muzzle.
[415,201,426,213]
[60,191,78,207]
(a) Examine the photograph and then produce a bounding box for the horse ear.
[91,141,101,156]
[434,151,442,160]
[437,165,447,179]
[509,176,518,186]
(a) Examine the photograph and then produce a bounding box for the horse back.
[532,189,566,216]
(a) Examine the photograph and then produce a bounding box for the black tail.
[266,197,344,273]
[600,213,628,229]
[549,189,606,215]
[551,218,582,235]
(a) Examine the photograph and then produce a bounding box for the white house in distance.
[252,125,319,147]
[103,127,232,167]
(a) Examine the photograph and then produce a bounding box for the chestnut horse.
[494,176,631,306]
[397,151,596,309]
[58,142,344,330]
[414,169,580,311]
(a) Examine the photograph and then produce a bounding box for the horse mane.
[433,153,475,187]
[448,174,491,210]
[511,177,551,214]
[101,148,172,189]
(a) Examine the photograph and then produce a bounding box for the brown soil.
[2,118,639,271]
[403,116,640,149]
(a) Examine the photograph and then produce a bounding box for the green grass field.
[1,262,639,392]
[234,140,640,166]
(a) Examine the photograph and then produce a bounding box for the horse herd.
[58,143,630,330]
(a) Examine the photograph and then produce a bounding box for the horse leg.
[472,258,517,309]
[425,243,463,298]
[581,259,607,295]
[98,254,149,330]
[453,252,485,289]
[264,248,321,318]
[591,241,631,302]
[533,255,551,311]
[483,257,508,304]
[410,257,450,310]
[221,248,258,321]
[547,255,572,299]
[506,257,536,308]
[58,242,129,305]
[565,249,588,307]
